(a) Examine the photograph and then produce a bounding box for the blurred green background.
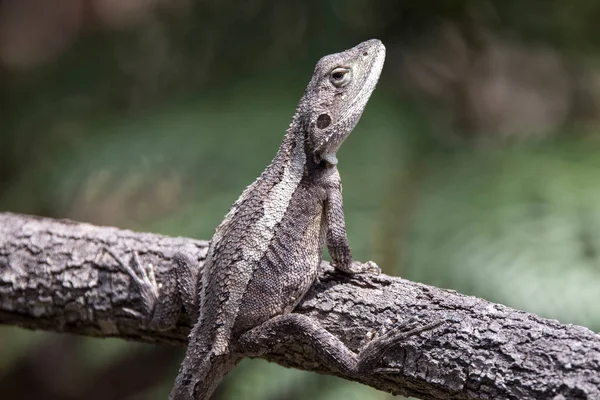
[2,0,600,399]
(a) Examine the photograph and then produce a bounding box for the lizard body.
[111,39,413,399]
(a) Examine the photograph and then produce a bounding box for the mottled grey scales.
[107,39,433,400]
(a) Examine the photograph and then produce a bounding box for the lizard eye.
[330,67,352,87]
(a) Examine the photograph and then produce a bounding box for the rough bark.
[0,212,599,399]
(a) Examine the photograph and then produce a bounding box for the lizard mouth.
[338,40,386,126]
[316,41,386,164]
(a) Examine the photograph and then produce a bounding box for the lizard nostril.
[363,52,368,56]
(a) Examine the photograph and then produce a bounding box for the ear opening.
[316,113,332,129]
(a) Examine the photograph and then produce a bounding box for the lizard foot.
[358,320,444,375]
[350,260,381,275]
[105,247,159,317]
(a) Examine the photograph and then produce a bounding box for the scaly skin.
[111,39,394,400]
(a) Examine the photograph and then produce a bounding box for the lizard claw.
[105,247,159,317]
[357,260,381,275]
[358,320,445,375]
[122,307,146,319]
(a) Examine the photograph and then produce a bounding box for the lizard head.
[301,39,386,167]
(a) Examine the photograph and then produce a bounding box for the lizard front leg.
[324,173,380,275]
[106,249,200,330]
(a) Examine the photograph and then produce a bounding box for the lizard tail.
[169,349,239,400]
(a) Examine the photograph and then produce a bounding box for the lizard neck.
[286,114,334,180]
[273,114,309,177]
[284,114,331,182]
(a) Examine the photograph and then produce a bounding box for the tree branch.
[0,212,599,399]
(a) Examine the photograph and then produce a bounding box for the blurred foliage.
[405,142,600,330]
[2,0,600,399]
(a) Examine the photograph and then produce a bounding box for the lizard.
[108,39,436,399]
